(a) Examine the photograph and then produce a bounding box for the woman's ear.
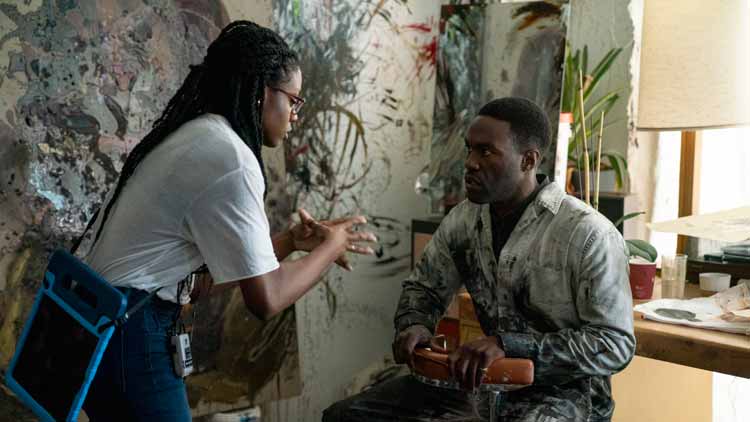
[262,86,273,106]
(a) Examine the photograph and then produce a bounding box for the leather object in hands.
[412,347,534,386]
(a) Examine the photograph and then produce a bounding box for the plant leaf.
[561,43,578,112]
[582,45,589,78]
[561,45,626,177]
[627,239,658,262]
[570,94,618,141]
[568,119,620,157]
[587,92,620,119]
[613,211,645,228]
[585,48,623,99]
[603,152,624,189]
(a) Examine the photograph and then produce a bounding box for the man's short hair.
[477,97,551,152]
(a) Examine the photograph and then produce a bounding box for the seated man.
[323,97,635,422]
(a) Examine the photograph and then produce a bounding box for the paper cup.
[629,259,657,299]
[699,272,731,292]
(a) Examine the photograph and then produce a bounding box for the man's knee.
[322,396,353,422]
[324,375,434,421]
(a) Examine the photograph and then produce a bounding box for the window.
[648,127,750,259]
[650,126,750,422]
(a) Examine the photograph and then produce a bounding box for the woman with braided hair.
[81,21,376,421]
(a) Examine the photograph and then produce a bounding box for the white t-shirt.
[85,113,280,303]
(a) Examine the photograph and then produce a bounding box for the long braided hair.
[91,21,299,244]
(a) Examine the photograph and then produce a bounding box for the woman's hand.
[289,208,376,271]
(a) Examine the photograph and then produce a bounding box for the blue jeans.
[83,288,191,421]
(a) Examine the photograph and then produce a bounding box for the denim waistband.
[116,287,182,313]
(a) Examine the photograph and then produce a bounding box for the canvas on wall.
[0,0,302,418]
[272,0,439,316]
[481,1,566,174]
[428,4,486,212]
[260,1,440,419]
[0,0,437,418]
[429,1,566,210]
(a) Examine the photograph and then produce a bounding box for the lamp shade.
[637,0,750,131]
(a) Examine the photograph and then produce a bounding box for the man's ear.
[521,149,541,172]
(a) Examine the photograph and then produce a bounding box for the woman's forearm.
[239,240,342,319]
[192,233,330,304]
[271,229,296,260]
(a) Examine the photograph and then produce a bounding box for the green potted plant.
[560,44,628,196]
[614,212,659,299]
[613,211,658,262]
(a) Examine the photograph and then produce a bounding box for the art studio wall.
[0,1,647,421]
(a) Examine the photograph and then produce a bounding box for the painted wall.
[0,1,231,418]
[428,4,485,209]
[260,1,440,420]
[0,0,302,418]
[262,2,561,420]
[4,1,737,421]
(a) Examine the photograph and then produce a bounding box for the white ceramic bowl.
[699,272,731,292]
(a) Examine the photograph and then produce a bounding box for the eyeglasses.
[271,87,305,115]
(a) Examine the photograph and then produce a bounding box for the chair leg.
[488,391,502,422]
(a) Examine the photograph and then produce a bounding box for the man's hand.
[448,336,505,391]
[392,325,435,368]
[289,209,376,271]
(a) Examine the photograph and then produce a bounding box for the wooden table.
[633,279,750,378]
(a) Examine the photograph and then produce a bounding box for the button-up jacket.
[395,182,635,421]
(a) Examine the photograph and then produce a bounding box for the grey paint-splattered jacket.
[395,182,635,421]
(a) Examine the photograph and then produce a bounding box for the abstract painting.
[273,0,438,315]
[0,0,302,418]
[428,1,566,210]
[428,3,487,212]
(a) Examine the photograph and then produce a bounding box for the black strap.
[97,287,163,333]
[70,208,100,255]
[97,266,206,334]
[70,206,164,334]
[74,206,204,333]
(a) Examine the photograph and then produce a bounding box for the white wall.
[714,372,750,422]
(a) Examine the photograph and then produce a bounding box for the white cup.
[699,272,731,292]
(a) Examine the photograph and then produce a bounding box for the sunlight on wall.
[648,131,680,262]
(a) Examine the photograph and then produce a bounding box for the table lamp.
[637,0,750,253]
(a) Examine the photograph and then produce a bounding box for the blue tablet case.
[5,249,127,422]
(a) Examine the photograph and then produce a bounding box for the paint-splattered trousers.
[322,374,613,422]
